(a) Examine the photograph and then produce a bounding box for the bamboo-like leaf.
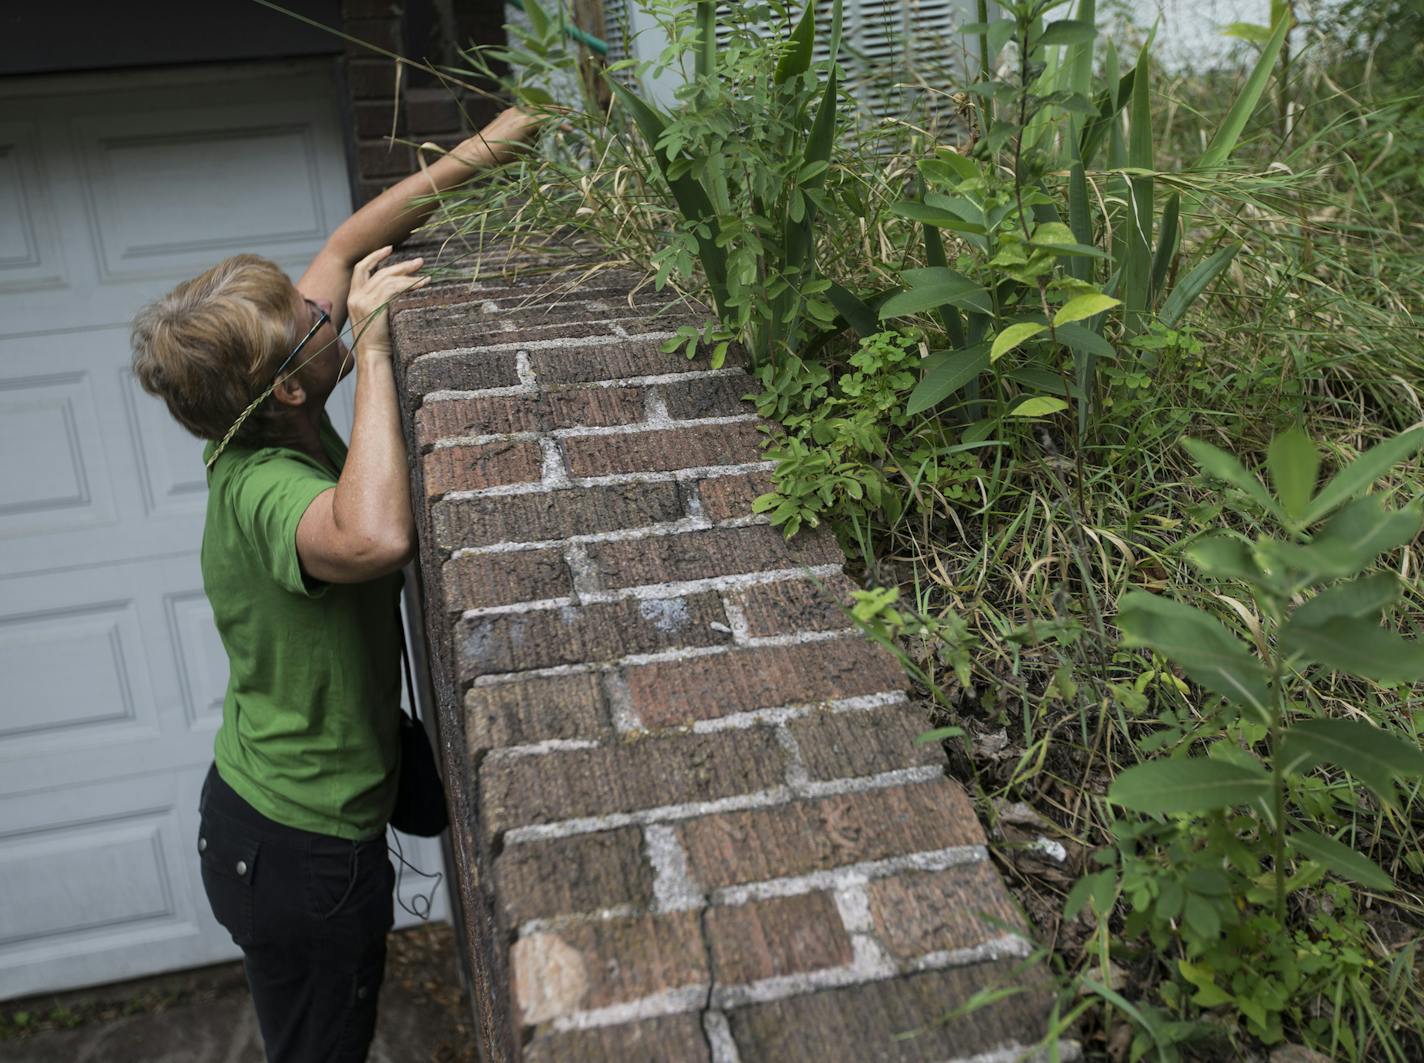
[1198,11,1291,169]
[1117,590,1272,721]
[922,186,967,348]
[826,282,877,337]
[1055,293,1120,326]
[880,268,993,319]
[1280,617,1424,684]
[1149,192,1179,305]
[1109,757,1271,814]
[1055,323,1115,360]
[1288,829,1394,892]
[1291,573,1401,628]
[906,344,991,415]
[1266,428,1320,521]
[1008,396,1070,418]
[1301,427,1424,524]
[1036,19,1097,47]
[991,322,1046,361]
[890,201,987,235]
[1281,718,1424,805]
[774,1,814,84]
[1158,243,1239,327]
[1181,436,1282,519]
[1122,47,1153,332]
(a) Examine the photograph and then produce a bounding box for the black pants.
[198,762,393,1063]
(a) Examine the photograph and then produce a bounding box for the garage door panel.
[121,367,208,521]
[164,589,227,733]
[0,121,66,293]
[74,106,335,284]
[0,368,118,539]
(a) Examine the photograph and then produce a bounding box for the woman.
[131,106,539,1062]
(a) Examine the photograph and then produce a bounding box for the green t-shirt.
[201,413,402,841]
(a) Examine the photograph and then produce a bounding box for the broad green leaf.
[919,195,966,348]
[1109,756,1271,813]
[914,726,965,745]
[906,344,991,415]
[1302,427,1424,524]
[1158,244,1239,327]
[1185,534,1265,585]
[1055,293,1120,326]
[774,0,814,84]
[1181,437,1282,520]
[991,322,1046,361]
[1280,617,1424,684]
[1288,829,1394,892]
[826,282,877,336]
[879,268,992,319]
[1221,21,1274,45]
[1036,19,1097,47]
[890,201,987,235]
[1008,396,1069,418]
[1292,572,1401,628]
[1267,428,1320,521]
[1198,12,1291,169]
[1055,322,1115,361]
[1117,590,1272,721]
[1281,718,1424,804]
[1310,495,1424,575]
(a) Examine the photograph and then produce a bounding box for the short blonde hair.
[131,254,301,445]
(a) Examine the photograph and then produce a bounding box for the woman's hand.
[346,246,430,356]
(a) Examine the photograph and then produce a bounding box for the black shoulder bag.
[390,611,449,837]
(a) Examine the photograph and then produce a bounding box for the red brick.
[866,860,1026,961]
[416,388,644,447]
[624,639,907,728]
[585,525,841,589]
[527,336,733,384]
[347,57,401,99]
[788,703,945,782]
[698,471,775,521]
[441,547,570,612]
[479,728,787,838]
[354,100,405,138]
[357,137,415,177]
[677,779,983,890]
[421,440,543,497]
[707,892,852,984]
[465,672,610,753]
[726,962,1052,1063]
[405,350,521,395]
[562,421,766,477]
[730,574,859,637]
[511,912,707,1025]
[404,89,465,133]
[494,827,653,925]
[433,481,685,551]
[524,1014,711,1063]
[659,373,758,419]
[456,592,731,676]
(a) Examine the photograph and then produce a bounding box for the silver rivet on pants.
[356,986,368,1000]
[235,860,248,876]
[198,837,207,852]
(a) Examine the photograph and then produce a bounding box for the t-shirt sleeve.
[226,456,336,597]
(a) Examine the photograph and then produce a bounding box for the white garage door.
[0,61,446,1000]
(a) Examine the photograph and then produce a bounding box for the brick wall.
[387,240,1058,1061]
[339,0,504,205]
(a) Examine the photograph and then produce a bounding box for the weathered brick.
[563,421,766,477]
[405,350,520,395]
[624,638,907,728]
[659,373,758,419]
[466,672,610,753]
[354,100,405,138]
[421,440,543,497]
[727,961,1052,1062]
[788,703,944,782]
[403,88,464,133]
[511,912,707,1025]
[457,592,731,676]
[866,860,1026,961]
[416,388,645,447]
[585,525,839,590]
[343,16,403,53]
[729,574,860,637]
[441,547,570,612]
[707,892,852,985]
[357,138,414,177]
[528,336,736,384]
[347,57,400,99]
[433,482,685,551]
[697,471,776,521]
[392,312,510,362]
[479,727,787,837]
[524,1014,711,1063]
[494,827,653,925]
[678,779,983,890]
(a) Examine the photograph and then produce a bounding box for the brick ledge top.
[386,240,1057,1062]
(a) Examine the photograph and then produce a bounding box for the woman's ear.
[271,373,307,408]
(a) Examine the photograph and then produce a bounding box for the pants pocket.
[197,817,261,948]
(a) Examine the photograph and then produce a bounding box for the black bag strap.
[396,606,419,723]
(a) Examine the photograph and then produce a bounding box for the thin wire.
[388,828,443,920]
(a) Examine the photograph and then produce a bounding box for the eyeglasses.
[271,298,330,386]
